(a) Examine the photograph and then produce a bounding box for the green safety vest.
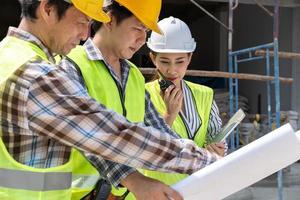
[67,46,146,198]
[0,36,100,200]
[67,46,145,122]
[142,80,213,186]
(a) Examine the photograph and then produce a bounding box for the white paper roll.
[172,123,300,200]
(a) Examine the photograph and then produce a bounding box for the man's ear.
[149,52,156,65]
[38,0,58,25]
[102,12,115,31]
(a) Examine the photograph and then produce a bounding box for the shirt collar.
[83,38,105,61]
[83,38,131,73]
[7,27,56,63]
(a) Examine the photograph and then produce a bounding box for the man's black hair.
[91,1,133,35]
[19,0,71,21]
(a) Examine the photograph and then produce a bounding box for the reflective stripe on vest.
[72,174,100,188]
[0,168,71,191]
[0,169,99,192]
[67,46,145,122]
[0,36,99,200]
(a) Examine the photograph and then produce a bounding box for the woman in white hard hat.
[144,16,227,186]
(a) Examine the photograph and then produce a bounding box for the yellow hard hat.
[70,0,111,22]
[115,0,162,34]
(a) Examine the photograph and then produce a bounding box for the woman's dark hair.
[19,0,71,21]
[149,51,160,81]
[91,1,133,35]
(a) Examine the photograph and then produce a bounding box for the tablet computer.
[209,109,245,143]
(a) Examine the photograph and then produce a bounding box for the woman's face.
[150,52,192,87]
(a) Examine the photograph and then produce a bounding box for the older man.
[0,0,219,199]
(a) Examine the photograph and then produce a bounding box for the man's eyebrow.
[159,57,170,60]
[137,23,147,30]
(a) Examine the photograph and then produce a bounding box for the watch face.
[159,79,174,92]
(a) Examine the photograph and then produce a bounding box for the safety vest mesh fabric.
[67,46,146,198]
[140,80,214,186]
[0,36,99,200]
[67,46,145,122]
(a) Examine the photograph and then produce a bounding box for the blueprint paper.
[172,123,300,200]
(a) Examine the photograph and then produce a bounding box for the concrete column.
[217,8,228,72]
[291,7,300,129]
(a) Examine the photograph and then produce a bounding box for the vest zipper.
[115,83,127,117]
[102,61,127,117]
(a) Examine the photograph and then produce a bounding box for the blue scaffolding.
[227,0,283,199]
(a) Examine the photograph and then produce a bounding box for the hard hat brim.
[72,0,111,23]
[142,20,162,34]
[148,22,163,35]
[124,9,163,34]
[115,0,162,34]
[147,43,195,53]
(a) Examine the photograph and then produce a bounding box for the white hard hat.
[147,16,196,53]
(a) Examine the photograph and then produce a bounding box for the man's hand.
[121,171,183,200]
[206,142,226,157]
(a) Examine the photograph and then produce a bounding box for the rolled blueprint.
[172,123,300,200]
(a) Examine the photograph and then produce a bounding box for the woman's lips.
[166,77,177,81]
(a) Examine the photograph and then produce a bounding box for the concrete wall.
[0,0,20,40]
[181,4,297,119]
[231,5,293,114]
[177,4,295,116]
[188,14,217,71]
[291,7,300,127]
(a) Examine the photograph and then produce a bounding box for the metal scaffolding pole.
[227,0,283,199]
[273,0,283,198]
[189,0,284,197]
[228,0,235,150]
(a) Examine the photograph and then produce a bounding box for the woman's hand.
[206,142,226,157]
[161,85,183,126]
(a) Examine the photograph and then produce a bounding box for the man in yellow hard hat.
[0,0,220,199]
[62,0,220,199]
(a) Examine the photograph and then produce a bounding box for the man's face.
[109,15,148,59]
[47,6,90,55]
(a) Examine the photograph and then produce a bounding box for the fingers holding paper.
[206,142,226,157]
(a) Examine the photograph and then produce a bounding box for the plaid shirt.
[0,28,218,187]
[62,38,180,139]
[61,39,185,183]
